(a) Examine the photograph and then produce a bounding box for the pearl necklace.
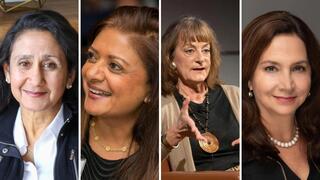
[269,127,299,148]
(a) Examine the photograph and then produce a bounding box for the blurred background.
[81,0,158,48]
[242,0,320,40]
[162,0,239,86]
[0,0,78,41]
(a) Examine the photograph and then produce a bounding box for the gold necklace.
[90,120,129,152]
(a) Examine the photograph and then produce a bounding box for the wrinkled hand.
[165,98,207,147]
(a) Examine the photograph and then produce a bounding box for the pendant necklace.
[90,119,129,152]
[187,93,220,153]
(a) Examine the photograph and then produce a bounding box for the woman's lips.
[192,67,206,71]
[87,87,112,99]
[273,96,297,104]
[23,90,47,97]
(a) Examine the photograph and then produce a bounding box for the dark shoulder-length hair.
[0,10,78,112]
[162,16,221,96]
[242,11,320,159]
[81,6,158,180]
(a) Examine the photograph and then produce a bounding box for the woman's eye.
[18,61,30,68]
[292,65,306,72]
[202,48,211,54]
[109,62,122,72]
[43,62,57,70]
[86,51,97,63]
[184,49,194,54]
[264,66,277,72]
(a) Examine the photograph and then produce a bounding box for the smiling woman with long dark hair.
[80,6,159,180]
[242,11,320,179]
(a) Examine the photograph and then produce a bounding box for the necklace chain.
[90,120,129,152]
[268,126,299,148]
[183,93,209,132]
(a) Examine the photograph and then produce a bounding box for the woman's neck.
[89,115,138,160]
[261,112,296,141]
[177,79,208,103]
[21,104,61,145]
[93,115,136,147]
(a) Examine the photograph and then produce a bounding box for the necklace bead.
[269,127,299,148]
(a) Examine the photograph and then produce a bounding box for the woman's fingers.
[187,117,207,143]
[177,98,207,142]
[231,138,240,146]
[181,98,190,116]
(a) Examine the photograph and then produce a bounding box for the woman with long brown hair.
[242,11,320,179]
[80,6,158,179]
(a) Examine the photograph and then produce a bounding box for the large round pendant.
[198,132,219,153]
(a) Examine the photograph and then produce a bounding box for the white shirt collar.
[13,104,65,156]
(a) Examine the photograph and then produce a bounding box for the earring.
[144,96,151,103]
[248,90,254,97]
[66,84,72,89]
[171,62,176,69]
[308,92,311,96]
[5,77,10,84]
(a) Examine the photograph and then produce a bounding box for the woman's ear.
[248,80,253,91]
[3,63,11,83]
[66,69,76,89]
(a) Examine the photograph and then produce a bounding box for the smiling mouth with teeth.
[89,88,112,96]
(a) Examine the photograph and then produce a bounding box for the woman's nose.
[28,64,45,86]
[195,50,205,64]
[84,61,105,83]
[279,71,295,92]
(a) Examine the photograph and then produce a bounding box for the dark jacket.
[0,102,78,180]
[242,152,320,180]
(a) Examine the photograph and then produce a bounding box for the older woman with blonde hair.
[161,16,239,171]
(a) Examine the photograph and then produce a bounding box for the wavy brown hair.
[81,6,158,179]
[242,11,320,159]
[162,16,222,96]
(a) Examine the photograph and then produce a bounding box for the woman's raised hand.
[165,98,207,147]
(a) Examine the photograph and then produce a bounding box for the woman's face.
[3,30,73,112]
[82,28,149,119]
[173,39,211,85]
[249,34,311,118]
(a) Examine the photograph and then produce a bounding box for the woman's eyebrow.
[88,46,98,54]
[13,54,33,60]
[108,54,129,65]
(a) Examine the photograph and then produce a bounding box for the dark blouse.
[174,85,239,170]
[81,142,135,180]
[243,155,320,179]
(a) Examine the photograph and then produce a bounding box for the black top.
[82,142,124,180]
[243,155,320,180]
[174,85,239,170]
